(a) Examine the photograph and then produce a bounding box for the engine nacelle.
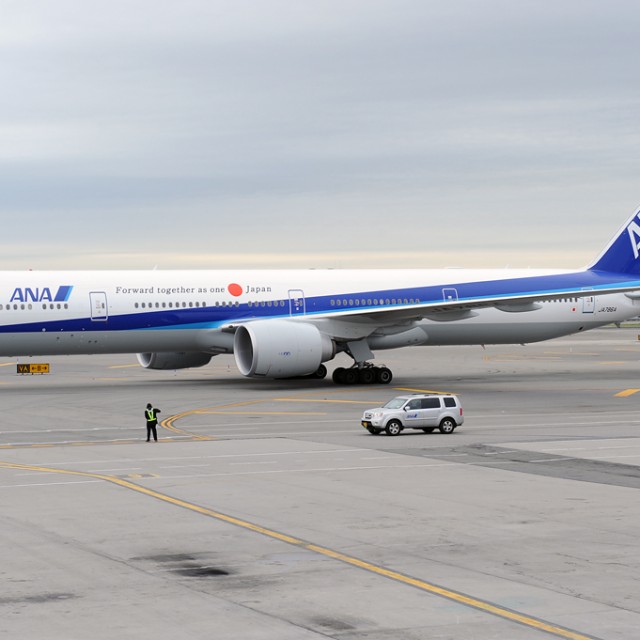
[234,320,334,378]
[137,352,213,370]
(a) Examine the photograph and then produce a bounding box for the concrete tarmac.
[1,327,640,639]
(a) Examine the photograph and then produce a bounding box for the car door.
[420,397,442,426]
[403,399,424,427]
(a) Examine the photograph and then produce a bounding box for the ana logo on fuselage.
[9,285,74,303]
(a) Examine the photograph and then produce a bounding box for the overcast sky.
[2,0,640,270]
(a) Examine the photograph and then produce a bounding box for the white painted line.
[0,480,103,489]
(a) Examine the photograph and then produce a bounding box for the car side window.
[421,398,441,409]
[443,397,457,408]
[406,400,421,410]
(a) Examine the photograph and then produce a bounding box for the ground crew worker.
[145,403,161,442]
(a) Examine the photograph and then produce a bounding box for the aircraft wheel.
[342,368,358,385]
[332,367,346,384]
[311,364,327,379]
[376,367,393,384]
[358,369,375,384]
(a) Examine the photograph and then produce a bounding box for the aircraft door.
[582,295,595,314]
[289,289,306,315]
[442,288,458,302]
[90,291,108,321]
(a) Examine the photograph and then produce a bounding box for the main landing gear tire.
[358,369,375,384]
[332,366,393,385]
[343,368,358,384]
[332,367,358,384]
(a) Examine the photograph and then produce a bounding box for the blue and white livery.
[2,207,640,384]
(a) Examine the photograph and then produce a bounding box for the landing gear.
[332,365,393,385]
[310,364,327,379]
[331,339,393,385]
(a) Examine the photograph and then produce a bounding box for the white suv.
[361,394,463,436]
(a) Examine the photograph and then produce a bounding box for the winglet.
[588,205,640,275]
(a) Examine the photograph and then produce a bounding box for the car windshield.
[383,398,407,409]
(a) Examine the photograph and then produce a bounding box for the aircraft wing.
[306,270,640,327]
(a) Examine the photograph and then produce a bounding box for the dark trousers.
[146,423,158,441]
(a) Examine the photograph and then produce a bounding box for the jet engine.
[136,352,213,370]
[234,320,334,378]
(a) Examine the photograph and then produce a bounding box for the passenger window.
[421,398,441,409]
[443,397,457,408]
[406,400,421,410]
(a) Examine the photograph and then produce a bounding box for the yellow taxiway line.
[615,388,640,397]
[0,459,598,640]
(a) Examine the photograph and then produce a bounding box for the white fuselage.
[0,269,637,358]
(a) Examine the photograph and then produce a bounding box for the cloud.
[1,0,640,268]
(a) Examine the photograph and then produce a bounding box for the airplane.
[2,206,640,385]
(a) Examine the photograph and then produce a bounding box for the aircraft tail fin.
[588,205,640,275]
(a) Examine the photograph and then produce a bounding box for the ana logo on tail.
[627,215,640,259]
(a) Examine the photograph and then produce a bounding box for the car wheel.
[421,428,435,433]
[385,420,402,436]
[438,418,456,434]
[367,427,381,435]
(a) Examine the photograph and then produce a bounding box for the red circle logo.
[228,283,243,297]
